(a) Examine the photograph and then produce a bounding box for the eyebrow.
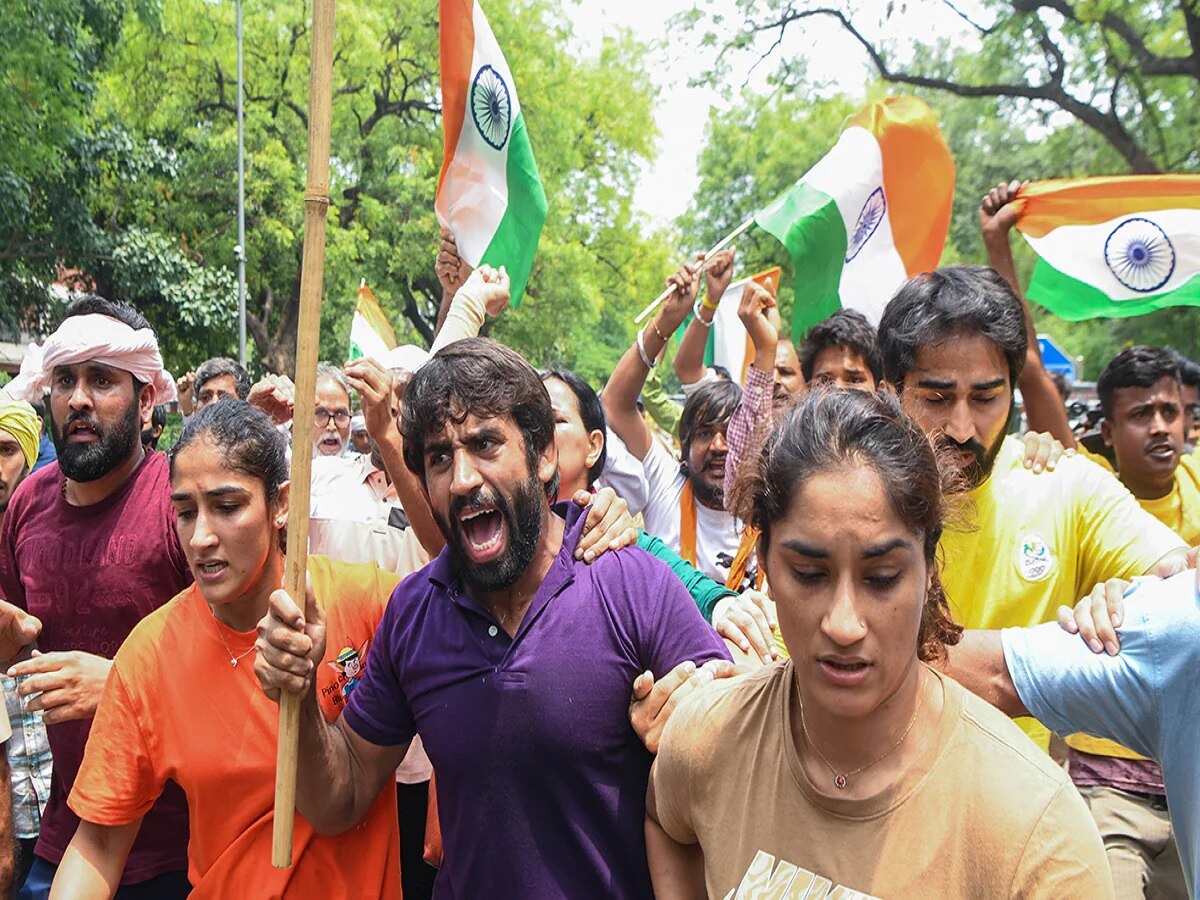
[780,537,912,559]
[915,377,1006,391]
[170,485,250,502]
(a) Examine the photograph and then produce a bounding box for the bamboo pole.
[272,0,337,869]
[633,214,757,325]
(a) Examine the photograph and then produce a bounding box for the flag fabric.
[703,267,782,384]
[753,96,955,338]
[1012,176,1200,320]
[436,0,547,306]
[348,283,397,362]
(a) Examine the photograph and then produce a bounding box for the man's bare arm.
[942,631,1029,718]
[254,583,409,834]
[980,180,1075,448]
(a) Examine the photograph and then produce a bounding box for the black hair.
[878,266,1027,390]
[732,388,962,662]
[710,365,733,382]
[1097,346,1181,420]
[170,400,289,506]
[142,405,168,450]
[401,337,559,499]
[799,309,883,382]
[540,367,607,488]
[62,294,153,334]
[1168,349,1200,390]
[194,357,252,401]
[679,379,741,468]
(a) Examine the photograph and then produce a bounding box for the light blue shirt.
[1002,571,1200,898]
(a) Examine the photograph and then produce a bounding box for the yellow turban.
[0,393,39,470]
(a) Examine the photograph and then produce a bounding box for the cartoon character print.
[327,638,370,700]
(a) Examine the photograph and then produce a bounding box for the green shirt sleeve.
[641,368,683,439]
[637,529,735,623]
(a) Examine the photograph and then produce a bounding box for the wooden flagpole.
[272,0,337,869]
[633,213,757,325]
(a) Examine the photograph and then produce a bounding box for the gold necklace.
[207,604,256,668]
[797,679,924,790]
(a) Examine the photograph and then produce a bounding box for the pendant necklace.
[207,605,256,668]
[797,680,924,790]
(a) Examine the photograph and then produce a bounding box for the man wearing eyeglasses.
[313,364,354,458]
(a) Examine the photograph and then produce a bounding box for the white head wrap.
[8,314,177,405]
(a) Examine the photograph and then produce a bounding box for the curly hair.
[731,388,962,662]
[401,337,559,499]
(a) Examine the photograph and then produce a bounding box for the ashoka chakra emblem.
[1104,217,1175,293]
[471,65,512,151]
[845,187,886,263]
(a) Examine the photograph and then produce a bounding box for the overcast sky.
[564,0,979,228]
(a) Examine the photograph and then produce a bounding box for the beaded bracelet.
[692,298,716,328]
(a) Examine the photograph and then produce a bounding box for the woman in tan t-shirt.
[646,389,1113,899]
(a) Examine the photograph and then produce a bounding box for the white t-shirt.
[308,455,430,577]
[639,439,747,584]
[598,428,649,517]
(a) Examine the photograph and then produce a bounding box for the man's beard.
[686,449,726,510]
[438,476,544,594]
[51,402,142,483]
[938,431,1006,492]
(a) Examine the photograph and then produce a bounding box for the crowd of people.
[0,182,1195,900]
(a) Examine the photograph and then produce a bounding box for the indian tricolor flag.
[753,96,954,336]
[436,0,547,306]
[348,283,397,362]
[1013,176,1200,319]
[704,267,782,385]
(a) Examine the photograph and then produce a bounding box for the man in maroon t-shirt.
[0,295,191,897]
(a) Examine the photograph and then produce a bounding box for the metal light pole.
[236,0,248,366]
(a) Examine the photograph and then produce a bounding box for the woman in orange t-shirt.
[50,400,403,899]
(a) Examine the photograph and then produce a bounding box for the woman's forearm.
[50,819,142,900]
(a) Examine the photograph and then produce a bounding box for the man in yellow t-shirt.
[1068,346,1195,899]
[876,268,1188,749]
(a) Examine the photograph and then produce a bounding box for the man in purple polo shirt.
[256,337,730,898]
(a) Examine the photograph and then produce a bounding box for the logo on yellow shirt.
[1017,534,1054,582]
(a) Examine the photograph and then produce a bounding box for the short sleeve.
[1008,782,1115,898]
[68,666,164,825]
[598,429,650,517]
[341,585,417,747]
[639,561,731,674]
[1001,604,1162,760]
[647,692,705,844]
[1074,460,1184,587]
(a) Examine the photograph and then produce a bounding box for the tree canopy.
[5,0,672,387]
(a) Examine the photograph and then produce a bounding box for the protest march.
[2,0,1200,897]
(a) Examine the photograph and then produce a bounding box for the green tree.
[687,0,1200,174]
[94,0,669,381]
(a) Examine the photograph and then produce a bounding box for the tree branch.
[1018,0,1200,78]
[745,6,1161,172]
